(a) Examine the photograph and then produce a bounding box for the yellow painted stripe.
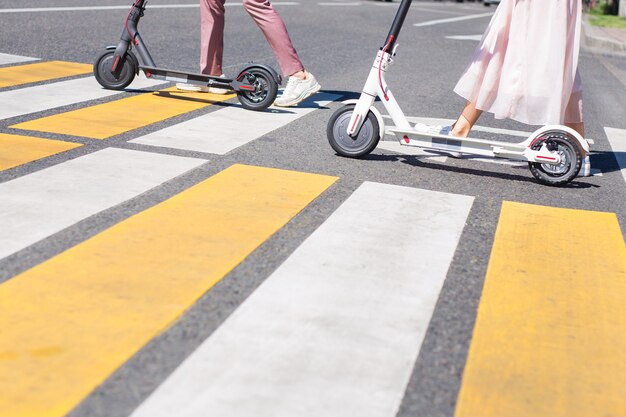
[455,201,626,417]
[0,164,337,417]
[0,133,81,171]
[0,61,91,88]
[10,88,235,139]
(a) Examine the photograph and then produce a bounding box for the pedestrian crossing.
[0,164,336,417]
[129,92,339,154]
[129,182,474,417]
[0,74,164,121]
[0,133,81,172]
[0,52,38,65]
[454,202,626,417]
[1,56,625,417]
[10,87,234,140]
[0,61,92,88]
[0,148,206,259]
[605,127,626,183]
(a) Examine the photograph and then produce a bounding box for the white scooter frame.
[327,0,589,186]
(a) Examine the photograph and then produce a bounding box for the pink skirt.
[453,0,583,125]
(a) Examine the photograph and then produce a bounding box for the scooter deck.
[139,65,237,91]
[386,126,560,164]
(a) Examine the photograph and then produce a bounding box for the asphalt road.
[1,1,625,417]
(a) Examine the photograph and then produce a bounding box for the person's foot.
[274,72,321,107]
[176,74,228,94]
[579,154,592,177]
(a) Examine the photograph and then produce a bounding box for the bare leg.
[565,122,585,138]
[451,101,483,138]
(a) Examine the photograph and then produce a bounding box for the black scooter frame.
[95,0,281,110]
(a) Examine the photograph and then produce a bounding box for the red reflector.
[239,85,254,91]
[350,114,361,132]
[111,56,120,72]
[145,71,152,78]
[537,156,556,161]
[403,135,410,144]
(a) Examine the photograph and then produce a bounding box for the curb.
[581,18,626,54]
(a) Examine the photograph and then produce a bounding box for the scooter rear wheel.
[237,67,278,111]
[528,130,583,186]
[93,49,137,90]
[327,104,380,157]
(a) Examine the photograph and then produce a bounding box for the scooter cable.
[125,0,142,45]
[379,35,394,102]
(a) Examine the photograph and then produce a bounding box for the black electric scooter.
[93,0,281,111]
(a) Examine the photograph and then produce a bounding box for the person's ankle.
[451,124,470,138]
[290,70,307,80]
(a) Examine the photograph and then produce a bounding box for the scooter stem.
[112,0,155,72]
[385,0,412,50]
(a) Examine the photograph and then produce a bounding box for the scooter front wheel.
[327,104,380,157]
[528,130,583,186]
[93,49,137,90]
[237,67,278,111]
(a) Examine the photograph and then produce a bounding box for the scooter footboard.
[138,65,235,90]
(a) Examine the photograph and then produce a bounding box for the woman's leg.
[451,101,483,138]
[242,0,304,77]
[200,0,226,76]
[565,122,585,138]
[564,86,585,138]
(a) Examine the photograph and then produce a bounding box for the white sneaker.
[176,74,228,94]
[413,123,432,133]
[414,123,454,136]
[578,154,592,177]
[274,72,321,107]
[414,124,463,158]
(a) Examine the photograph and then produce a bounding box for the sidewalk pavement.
[582,13,626,54]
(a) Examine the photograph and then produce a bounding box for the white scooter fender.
[523,125,590,155]
[342,99,386,141]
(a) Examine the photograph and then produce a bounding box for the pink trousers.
[200,0,304,77]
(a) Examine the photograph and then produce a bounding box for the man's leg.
[242,0,304,77]
[200,0,226,76]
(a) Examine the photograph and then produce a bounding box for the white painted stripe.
[0,53,39,65]
[605,127,626,183]
[414,12,493,27]
[411,7,470,16]
[318,2,361,5]
[0,148,205,260]
[0,74,163,121]
[0,2,298,13]
[130,93,340,155]
[446,35,483,41]
[130,182,474,417]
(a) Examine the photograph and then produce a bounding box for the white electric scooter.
[327,0,589,186]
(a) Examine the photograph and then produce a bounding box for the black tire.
[528,131,583,186]
[93,49,136,90]
[236,67,278,111]
[327,104,380,158]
